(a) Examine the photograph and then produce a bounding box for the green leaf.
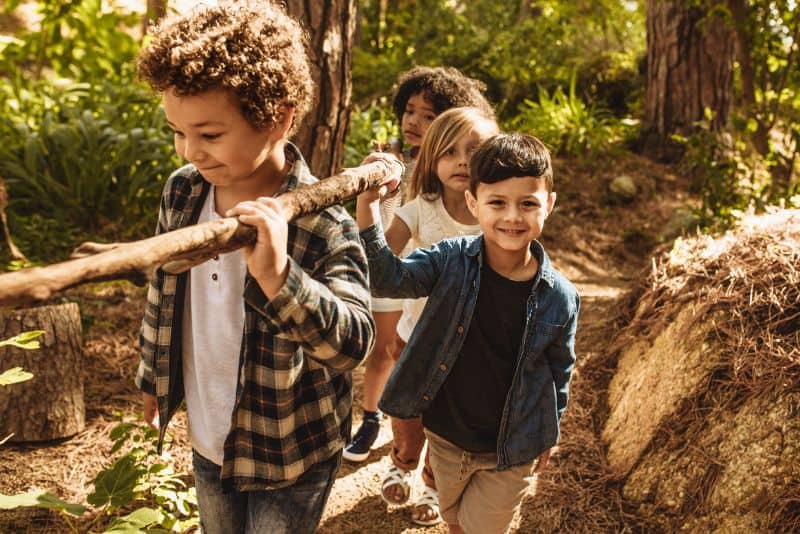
[0,367,34,386]
[0,490,86,516]
[35,493,87,516]
[0,490,42,509]
[0,331,45,350]
[88,455,146,508]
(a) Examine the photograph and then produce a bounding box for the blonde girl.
[367,106,499,527]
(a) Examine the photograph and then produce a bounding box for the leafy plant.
[0,0,140,82]
[0,330,44,387]
[1,417,198,533]
[510,73,637,158]
[673,109,781,229]
[343,97,400,167]
[0,78,178,261]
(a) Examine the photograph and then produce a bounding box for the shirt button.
[457,326,464,334]
[439,363,447,371]
[422,394,430,401]
[211,273,218,281]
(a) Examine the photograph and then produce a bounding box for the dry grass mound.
[602,209,800,532]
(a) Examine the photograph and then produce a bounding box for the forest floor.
[0,151,694,533]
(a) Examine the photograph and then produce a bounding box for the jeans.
[192,449,342,534]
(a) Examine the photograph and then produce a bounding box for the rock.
[608,174,638,202]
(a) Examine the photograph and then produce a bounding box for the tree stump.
[0,303,85,442]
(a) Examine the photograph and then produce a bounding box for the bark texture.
[642,0,735,159]
[0,303,85,442]
[286,0,357,178]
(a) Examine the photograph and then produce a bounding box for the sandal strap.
[415,485,439,508]
[381,465,412,489]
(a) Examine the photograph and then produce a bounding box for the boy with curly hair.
[135,3,374,533]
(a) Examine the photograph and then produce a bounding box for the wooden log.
[0,158,402,308]
[0,303,85,442]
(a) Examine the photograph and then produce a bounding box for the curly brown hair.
[392,66,495,123]
[137,1,312,133]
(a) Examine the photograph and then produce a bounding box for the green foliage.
[0,418,198,533]
[674,111,777,229]
[0,330,45,350]
[0,330,44,387]
[510,74,637,157]
[354,0,645,118]
[0,0,140,82]
[0,78,177,261]
[0,490,86,516]
[343,97,400,167]
[724,1,799,202]
[0,1,176,264]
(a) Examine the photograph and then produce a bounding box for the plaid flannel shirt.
[136,144,375,490]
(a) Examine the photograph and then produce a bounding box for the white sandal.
[411,485,442,526]
[380,465,413,506]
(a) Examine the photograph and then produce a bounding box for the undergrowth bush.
[509,74,637,158]
[0,0,176,265]
[0,80,178,261]
[673,110,799,229]
[343,97,400,167]
[0,418,198,533]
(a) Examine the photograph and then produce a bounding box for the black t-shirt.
[422,262,535,453]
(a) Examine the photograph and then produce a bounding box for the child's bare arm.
[385,218,411,255]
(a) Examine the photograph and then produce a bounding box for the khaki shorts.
[425,429,537,534]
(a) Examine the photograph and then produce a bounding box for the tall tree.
[142,0,168,34]
[642,1,735,159]
[286,1,357,178]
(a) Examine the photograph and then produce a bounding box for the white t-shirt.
[181,186,247,465]
[394,196,481,342]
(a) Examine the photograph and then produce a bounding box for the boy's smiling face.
[163,87,290,190]
[466,176,556,255]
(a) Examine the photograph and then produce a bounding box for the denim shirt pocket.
[529,320,565,355]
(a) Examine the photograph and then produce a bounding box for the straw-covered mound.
[602,209,800,532]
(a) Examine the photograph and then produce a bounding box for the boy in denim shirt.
[356,133,579,533]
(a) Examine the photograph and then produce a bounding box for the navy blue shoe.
[343,417,381,462]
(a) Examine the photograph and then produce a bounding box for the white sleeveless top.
[394,196,481,342]
[181,186,247,465]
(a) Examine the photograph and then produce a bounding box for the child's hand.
[358,152,402,202]
[534,447,552,474]
[227,197,289,299]
[143,393,158,430]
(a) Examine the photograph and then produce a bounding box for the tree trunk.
[641,0,735,160]
[0,303,85,442]
[142,0,168,34]
[286,0,357,179]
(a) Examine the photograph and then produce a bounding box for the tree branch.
[0,159,402,308]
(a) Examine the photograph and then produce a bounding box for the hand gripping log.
[0,158,403,308]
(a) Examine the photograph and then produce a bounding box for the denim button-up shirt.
[360,223,580,469]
